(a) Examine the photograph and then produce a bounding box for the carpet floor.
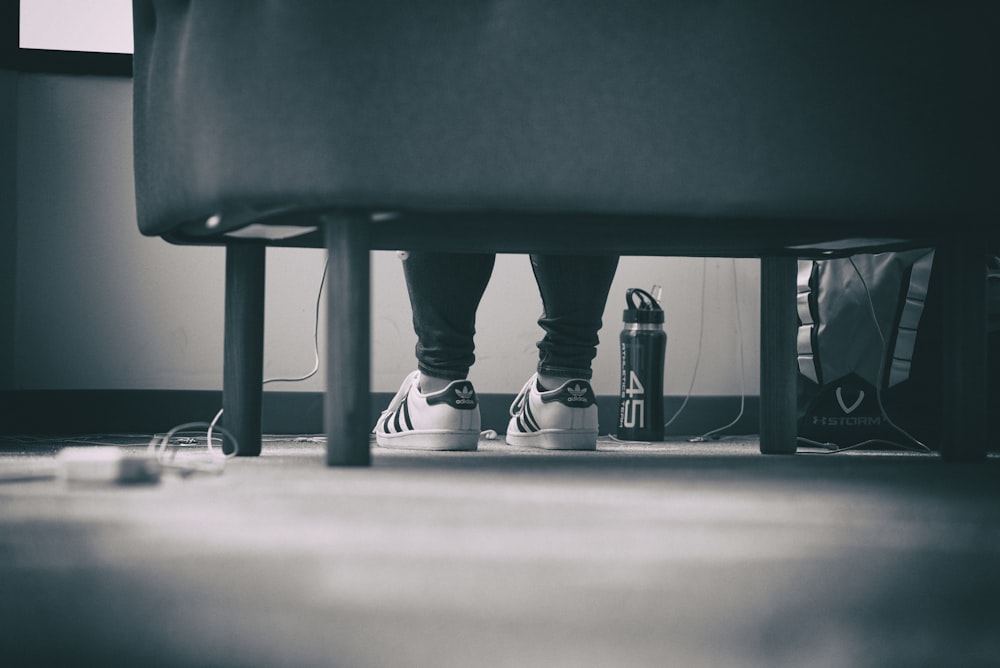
[1,435,998,668]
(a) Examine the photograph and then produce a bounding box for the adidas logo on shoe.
[506,374,599,450]
[374,372,481,451]
[547,382,596,405]
[425,382,478,409]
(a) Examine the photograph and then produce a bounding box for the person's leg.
[404,251,496,389]
[375,251,494,450]
[531,254,620,385]
[506,254,619,450]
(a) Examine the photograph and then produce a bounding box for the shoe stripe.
[389,397,416,433]
[392,400,404,433]
[526,402,540,431]
[400,397,414,431]
[518,402,540,433]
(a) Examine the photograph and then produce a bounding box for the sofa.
[131,1,999,464]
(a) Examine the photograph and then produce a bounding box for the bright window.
[19,0,133,54]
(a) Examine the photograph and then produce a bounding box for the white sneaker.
[374,371,481,451]
[505,374,599,450]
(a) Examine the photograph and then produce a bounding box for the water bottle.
[618,287,666,441]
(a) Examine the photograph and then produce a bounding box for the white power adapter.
[56,447,162,485]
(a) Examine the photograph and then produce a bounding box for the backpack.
[795,249,942,450]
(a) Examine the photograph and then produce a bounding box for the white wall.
[7,73,760,397]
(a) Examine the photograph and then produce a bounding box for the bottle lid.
[623,288,664,324]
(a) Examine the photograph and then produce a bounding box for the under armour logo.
[835,386,864,414]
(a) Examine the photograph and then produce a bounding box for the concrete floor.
[1,435,999,668]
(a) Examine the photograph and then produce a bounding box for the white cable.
[206,257,329,455]
[691,258,746,441]
[145,421,235,475]
[662,258,707,431]
[207,407,226,456]
[262,258,328,385]
[797,435,931,455]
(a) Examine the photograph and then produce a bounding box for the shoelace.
[374,370,420,431]
[508,373,538,417]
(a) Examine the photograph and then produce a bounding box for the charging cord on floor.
[147,421,237,476]
[0,424,239,485]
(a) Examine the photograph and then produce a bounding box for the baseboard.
[0,390,759,438]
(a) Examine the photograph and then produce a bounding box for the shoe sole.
[376,430,479,451]
[505,430,598,451]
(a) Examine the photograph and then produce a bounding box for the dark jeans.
[403,252,619,381]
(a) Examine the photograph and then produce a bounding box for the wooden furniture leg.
[223,241,266,456]
[938,242,988,462]
[325,213,372,467]
[759,255,799,454]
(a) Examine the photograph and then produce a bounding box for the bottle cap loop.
[623,288,664,324]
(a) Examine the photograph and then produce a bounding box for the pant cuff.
[537,364,593,381]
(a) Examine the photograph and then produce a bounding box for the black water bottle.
[618,288,667,441]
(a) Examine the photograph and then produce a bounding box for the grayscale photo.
[2,2,999,666]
